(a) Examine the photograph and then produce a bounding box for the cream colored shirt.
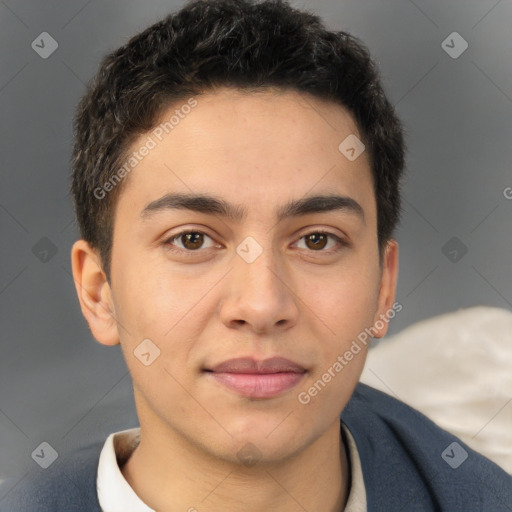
[97,422,366,511]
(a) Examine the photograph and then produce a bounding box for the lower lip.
[207,371,305,398]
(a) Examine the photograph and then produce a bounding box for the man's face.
[106,87,395,463]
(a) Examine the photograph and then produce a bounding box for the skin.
[71,87,398,512]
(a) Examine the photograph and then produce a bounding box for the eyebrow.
[140,192,365,224]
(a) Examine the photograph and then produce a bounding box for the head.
[71,0,405,465]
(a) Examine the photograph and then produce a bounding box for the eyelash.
[163,229,348,257]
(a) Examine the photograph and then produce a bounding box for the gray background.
[1,0,511,500]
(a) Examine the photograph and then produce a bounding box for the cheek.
[111,261,213,380]
[304,260,380,333]
[301,263,380,392]
[294,270,378,416]
[112,249,188,332]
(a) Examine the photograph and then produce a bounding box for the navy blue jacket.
[2,382,511,511]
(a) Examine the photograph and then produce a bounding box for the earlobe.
[371,239,399,338]
[70,240,120,346]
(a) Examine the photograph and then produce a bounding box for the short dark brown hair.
[71,0,406,280]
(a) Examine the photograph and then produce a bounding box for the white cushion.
[360,306,512,474]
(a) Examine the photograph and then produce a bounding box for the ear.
[70,239,120,346]
[371,239,399,339]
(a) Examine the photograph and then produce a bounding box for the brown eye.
[180,232,204,250]
[304,233,329,250]
[296,232,345,253]
[165,230,216,253]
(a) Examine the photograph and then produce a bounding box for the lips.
[206,357,306,374]
[204,357,306,398]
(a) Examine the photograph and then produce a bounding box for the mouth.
[203,357,307,399]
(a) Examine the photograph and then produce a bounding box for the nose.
[218,241,299,335]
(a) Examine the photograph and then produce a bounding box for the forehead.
[161,87,364,157]
[114,87,374,224]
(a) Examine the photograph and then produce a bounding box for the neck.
[121,418,350,512]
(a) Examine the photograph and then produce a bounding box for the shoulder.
[0,440,104,512]
[341,382,512,511]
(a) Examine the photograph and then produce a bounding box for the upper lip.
[206,357,306,374]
